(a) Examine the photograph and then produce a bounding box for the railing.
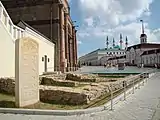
[0,1,24,40]
[106,69,157,111]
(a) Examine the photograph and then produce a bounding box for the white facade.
[0,2,55,77]
[141,50,160,67]
[126,44,160,66]
[99,49,125,65]
[79,49,98,66]
[79,48,125,66]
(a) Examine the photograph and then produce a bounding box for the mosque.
[78,34,127,66]
[79,20,160,68]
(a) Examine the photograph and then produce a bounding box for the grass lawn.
[0,92,110,110]
[0,93,85,110]
[99,75,126,78]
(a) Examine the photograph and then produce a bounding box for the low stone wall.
[40,86,88,105]
[0,78,15,95]
[41,77,78,87]
[66,73,109,82]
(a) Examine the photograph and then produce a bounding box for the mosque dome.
[113,45,121,49]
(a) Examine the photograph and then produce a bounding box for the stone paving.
[0,72,160,120]
[73,66,156,74]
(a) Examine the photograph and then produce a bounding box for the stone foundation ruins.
[0,73,141,105]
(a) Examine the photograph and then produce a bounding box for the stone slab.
[15,37,39,107]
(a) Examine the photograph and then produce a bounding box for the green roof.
[98,47,124,52]
[114,45,121,49]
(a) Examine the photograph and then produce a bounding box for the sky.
[68,0,160,57]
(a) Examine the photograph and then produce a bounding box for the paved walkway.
[73,66,156,74]
[0,72,160,120]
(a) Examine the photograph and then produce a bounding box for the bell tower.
[140,20,147,44]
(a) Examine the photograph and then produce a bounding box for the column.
[72,26,75,71]
[15,28,18,39]
[54,4,61,72]
[59,3,65,73]
[75,30,78,70]
[69,38,73,71]
[0,6,3,21]
[10,24,13,38]
[64,13,69,72]
[73,27,78,71]
[68,37,71,71]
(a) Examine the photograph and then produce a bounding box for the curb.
[0,75,153,116]
[0,106,105,116]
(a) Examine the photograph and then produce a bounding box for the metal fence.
[108,69,157,111]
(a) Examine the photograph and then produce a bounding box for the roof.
[140,33,147,37]
[114,45,121,49]
[141,48,160,56]
[127,43,160,51]
[17,20,56,44]
[108,55,126,61]
[99,47,125,52]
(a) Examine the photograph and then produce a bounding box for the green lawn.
[0,93,85,110]
[99,75,126,78]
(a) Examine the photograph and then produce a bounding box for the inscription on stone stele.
[15,37,39,107]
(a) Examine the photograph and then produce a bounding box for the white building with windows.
[126,43,160,66]
[141,49,160,67]
[79,34,128,66]
[126,20,160,67]
[79,46,126,66]
[0,2,55,77]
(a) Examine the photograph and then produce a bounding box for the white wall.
[0,21,15,77]
[126,47,159,66]
[142,53,159,66]
[24,27,55,74]
[0,2,24,77]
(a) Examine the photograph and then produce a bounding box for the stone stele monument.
[15,37,39,107]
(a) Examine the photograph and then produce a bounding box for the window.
[150,57,152,64]
[146,57,148,64]
[153,56,156,63]
[42,57,44,61]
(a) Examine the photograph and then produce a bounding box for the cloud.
[69,0,160,56]
[77,40,82,45]
[78,0,153,26]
